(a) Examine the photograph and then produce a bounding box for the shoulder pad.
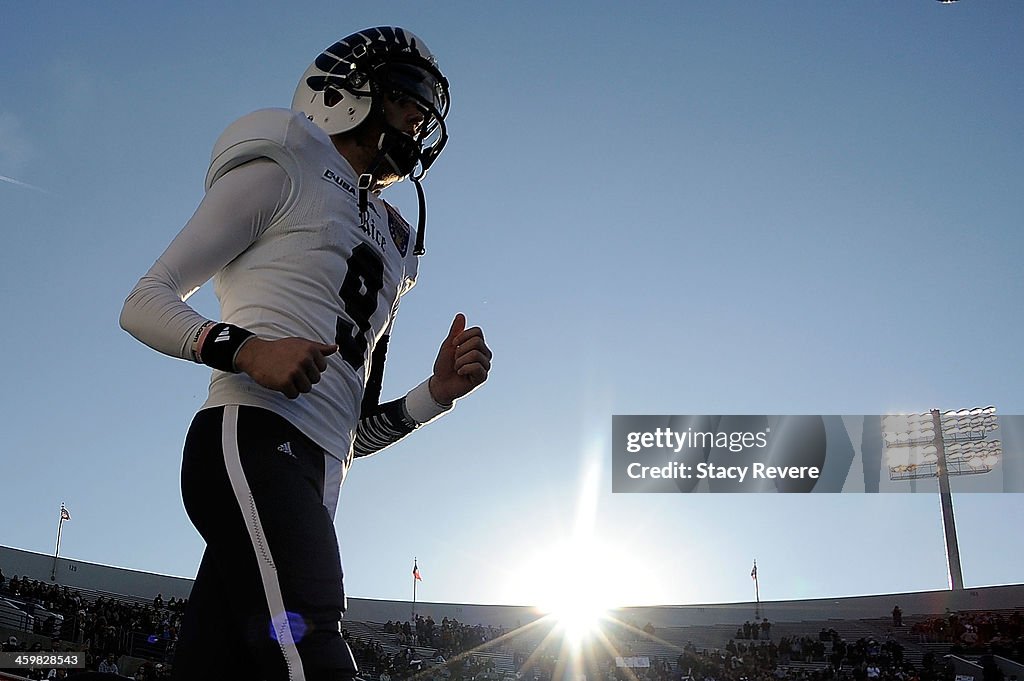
[204,108,330,192]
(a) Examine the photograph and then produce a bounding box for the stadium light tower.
[882,407,1001,591]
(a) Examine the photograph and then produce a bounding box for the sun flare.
[505,458,665,645]
[521,462,616,644]
[533,543,612,645]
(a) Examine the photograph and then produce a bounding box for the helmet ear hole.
[324,87,343,108]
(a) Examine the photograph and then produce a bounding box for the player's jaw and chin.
[330,97,426,191]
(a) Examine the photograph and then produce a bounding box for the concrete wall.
[3,545,1022,628]
[994,655,1024,680]
[944,655,982,681]
[0,545,192,601]
[618,584,1024,627]
[345,598,542,629]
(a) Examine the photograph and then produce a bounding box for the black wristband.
[199,323,255,373]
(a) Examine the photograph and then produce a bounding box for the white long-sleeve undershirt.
[120,160,290,361]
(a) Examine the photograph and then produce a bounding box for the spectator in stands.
[98,653,120,674]
[893,605,903,628]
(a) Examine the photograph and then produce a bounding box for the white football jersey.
[201,108,419,464]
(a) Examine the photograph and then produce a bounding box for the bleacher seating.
[2,562,1022,679]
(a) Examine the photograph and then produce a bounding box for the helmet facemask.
[370,61,449,180]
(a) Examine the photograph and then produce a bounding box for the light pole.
[882,407,1001,591]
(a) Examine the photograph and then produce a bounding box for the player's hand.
[234,337,338,399]
[429,313,492,406]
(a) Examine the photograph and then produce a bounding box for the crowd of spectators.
[346,612,1022,681]
[679,631,949,681]
[506,626,676,681]
[347,616,506,681]
[735,619,773,641]
[509,622,937,681]
[0,566,180,677]
[911,611,1023,664]
[3,565,1022,681]
[378,616,505,656]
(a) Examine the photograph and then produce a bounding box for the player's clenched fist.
[428,313,492,406]
[235,337,338,399]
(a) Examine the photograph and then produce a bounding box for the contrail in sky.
[0,174,48,193]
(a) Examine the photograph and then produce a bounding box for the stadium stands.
[1,547,1021,680]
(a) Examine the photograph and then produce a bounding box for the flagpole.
[51,504,67,581]
[752,559,760,620]
[412,557,418,621]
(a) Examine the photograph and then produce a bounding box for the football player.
[121,27,491,680]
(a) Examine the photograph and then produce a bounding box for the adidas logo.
[213,328,231,343]
[277,442,294,457]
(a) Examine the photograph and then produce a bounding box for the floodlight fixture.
[881,406,1001,591]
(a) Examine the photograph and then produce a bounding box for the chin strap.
[356,130,429,255]
[357,172,373,227]
[412,176,426,256]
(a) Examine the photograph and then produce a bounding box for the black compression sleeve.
[353,399,417,458]
[354,334,417,458]
[360,335,390,418]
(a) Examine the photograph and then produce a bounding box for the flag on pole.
[750,561,757,580]
[413,560,422,581]
[60,506,71,521]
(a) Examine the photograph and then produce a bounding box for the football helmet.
[292,26,450,180]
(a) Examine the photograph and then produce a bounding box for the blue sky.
[1,2,1022,608]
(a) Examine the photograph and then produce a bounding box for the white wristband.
[405,378,453,425]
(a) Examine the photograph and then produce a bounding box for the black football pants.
[172,405,356,681]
